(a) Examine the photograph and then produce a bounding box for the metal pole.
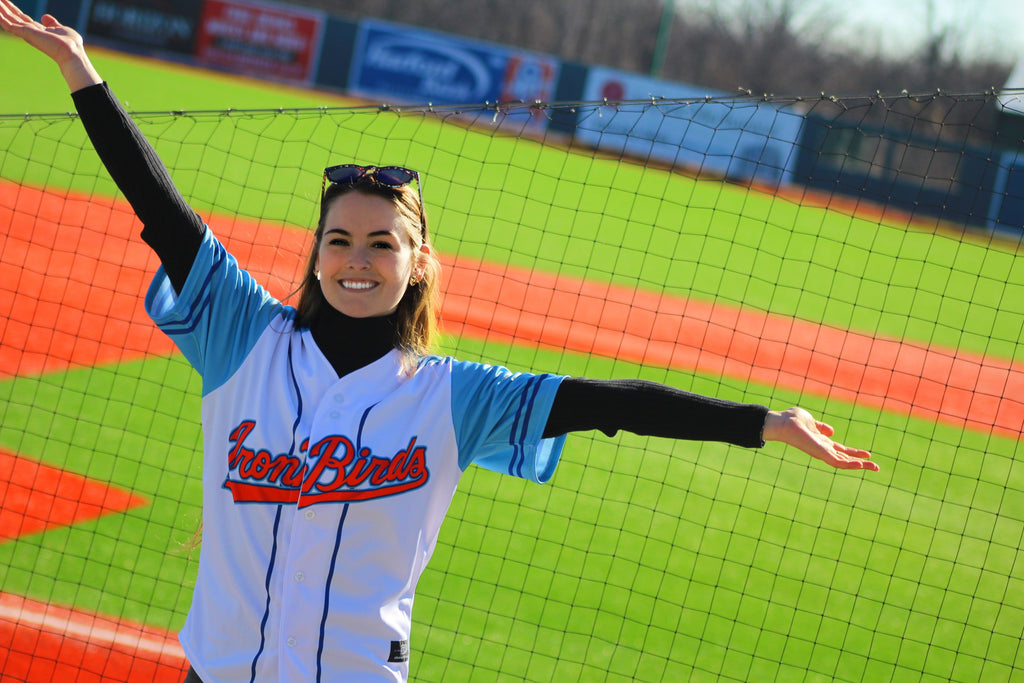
[650,0,675,77]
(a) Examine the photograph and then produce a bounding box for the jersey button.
[330,411,340,419]
[334,394,344,403]
[304,510,316,520]
[294,572,304,582]
[287,637,297,647]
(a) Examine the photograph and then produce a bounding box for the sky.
[844,0,1024,64]
[684,0,1024,66]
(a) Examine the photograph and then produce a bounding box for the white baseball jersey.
[145,229,567,682]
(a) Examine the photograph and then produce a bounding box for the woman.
[0,4,877,682]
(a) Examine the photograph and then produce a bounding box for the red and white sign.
[195,0,325,82]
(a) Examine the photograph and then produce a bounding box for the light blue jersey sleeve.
[448,359,567,484]
[144,229,291,396]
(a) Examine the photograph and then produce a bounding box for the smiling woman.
[0,1,880,682]
[293,166,442,359]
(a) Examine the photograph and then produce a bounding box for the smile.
[341,280,377,291]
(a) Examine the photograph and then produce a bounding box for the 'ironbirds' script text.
[223,420,430,506]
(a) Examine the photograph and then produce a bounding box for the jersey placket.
[277,383,359,681]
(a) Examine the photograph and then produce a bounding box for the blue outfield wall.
[17,0,1023,232]
[794,111,1015,232]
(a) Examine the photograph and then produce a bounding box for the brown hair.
[294,178,441,362]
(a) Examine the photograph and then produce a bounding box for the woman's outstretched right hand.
[0,0,101,90]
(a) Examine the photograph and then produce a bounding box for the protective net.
[2,88,1023,682]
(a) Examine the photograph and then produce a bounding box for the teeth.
[342,281,376,290]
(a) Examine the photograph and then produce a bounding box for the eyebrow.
[324,228,398,238]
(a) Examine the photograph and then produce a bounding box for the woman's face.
[315,191,429,319]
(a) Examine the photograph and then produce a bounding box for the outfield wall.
[19,0,1023,233]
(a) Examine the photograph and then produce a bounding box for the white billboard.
[577,67,806,187]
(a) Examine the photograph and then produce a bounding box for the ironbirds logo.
[223,420,430,506]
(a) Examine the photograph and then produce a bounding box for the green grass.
[2,32,1023,682]
[0,34,358,112]
[0,355,202,630]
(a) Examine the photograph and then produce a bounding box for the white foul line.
[0,598,186,661]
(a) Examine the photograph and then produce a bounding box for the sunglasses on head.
[322,164,427,238]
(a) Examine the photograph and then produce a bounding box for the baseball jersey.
[145,229,567,682]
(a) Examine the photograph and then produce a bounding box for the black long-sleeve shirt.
[70,82,768,448]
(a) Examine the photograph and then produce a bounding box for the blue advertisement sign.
[349,20,559,131]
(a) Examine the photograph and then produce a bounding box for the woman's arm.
[546,378,878,471]
[544,378,768,446]
[1,0,202,292]
[70,83,204,291]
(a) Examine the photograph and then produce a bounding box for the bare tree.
[292,0,1012,96]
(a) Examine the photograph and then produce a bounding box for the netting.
[2,89,1023,682]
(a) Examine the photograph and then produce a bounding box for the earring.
[409,276,419,286]
[316,271,321,281]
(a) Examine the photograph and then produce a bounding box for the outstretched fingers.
[825,441,878,471]
[0,0,98,88]
[0,1,74,47]
[0,0,37,32]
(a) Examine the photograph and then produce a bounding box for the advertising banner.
[194,0,325,82]
[86,0,204,55]
[349,19,560,132]
[577,67,805,186]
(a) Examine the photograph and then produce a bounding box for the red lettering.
[367,457,395,486]
[302,436,336,492]
[304,435,352,493]
[251,449,273,479]
[227,420,256,468]
[238,448,261,478]
[271,454,305,487]
[223,480,300,504]
[341,455,393,488]
[403,446,428,481]
[223,420,430,505]
[295,475,429,507]
[386,437,418,480]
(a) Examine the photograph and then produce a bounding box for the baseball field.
[1,34,1022,682]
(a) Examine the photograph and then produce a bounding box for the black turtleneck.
[309,304,398,378]
[70,81,768,449]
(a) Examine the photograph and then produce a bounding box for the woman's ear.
[413,244,431,281]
